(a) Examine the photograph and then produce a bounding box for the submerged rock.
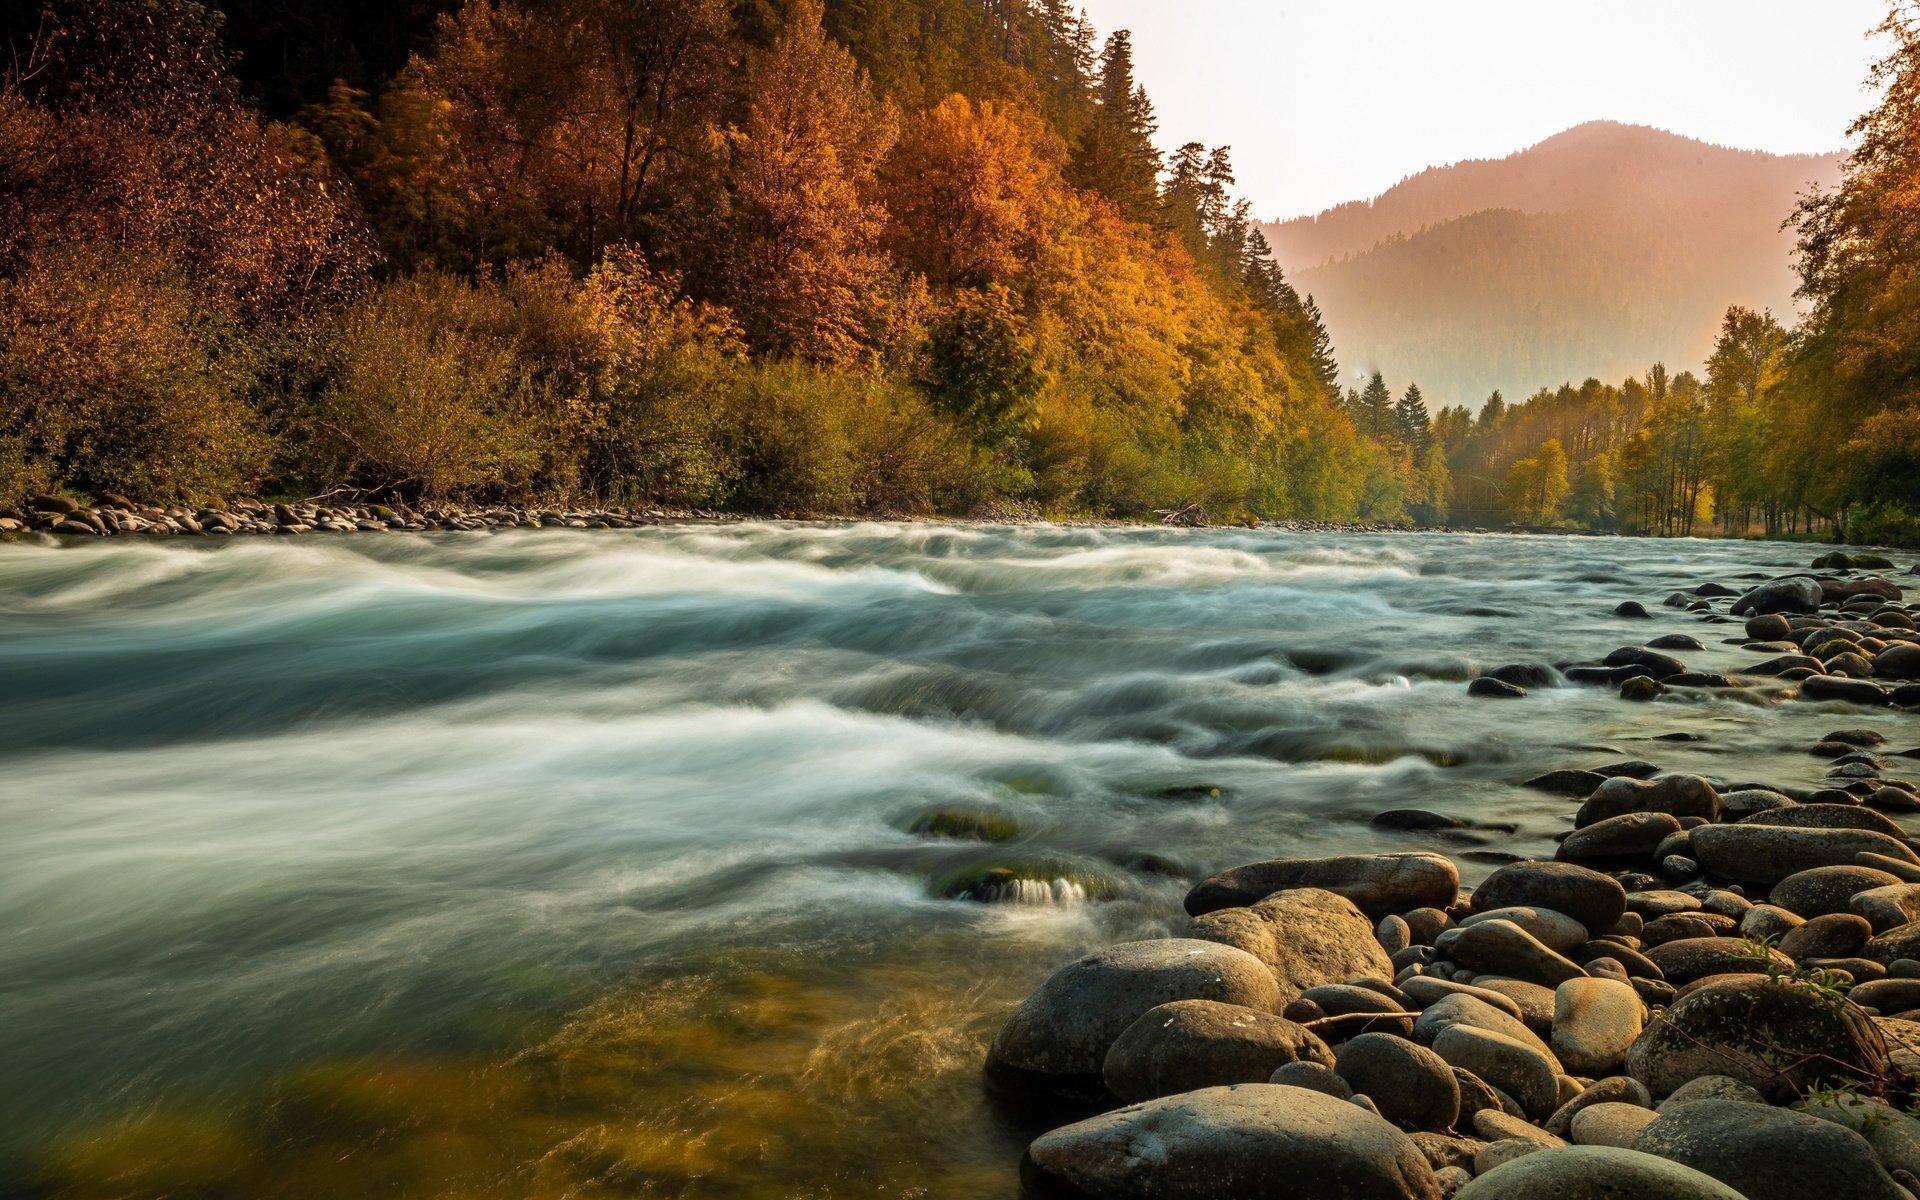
[1469,677,1528,699]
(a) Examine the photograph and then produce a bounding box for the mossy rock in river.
[1813,552,1895,570]
[908,809,1020,843]
[932,858,1119,905]
[1809,640,1863,662]
[1620,676,1666,702]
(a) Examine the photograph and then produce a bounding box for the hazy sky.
[1074,1,1891,219]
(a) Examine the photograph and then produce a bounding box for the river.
[0,523,1908,1197]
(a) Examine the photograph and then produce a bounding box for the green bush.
[0,245,267,502]
[1846,502,1920,550]
[313,270,551,499]
[719,363,970,515]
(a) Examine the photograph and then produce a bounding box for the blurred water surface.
[0,523,1903,1196]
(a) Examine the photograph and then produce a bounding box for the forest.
[0,0,1915,541]
[0,0,1406,522]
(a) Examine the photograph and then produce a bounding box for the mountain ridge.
[1259,122,1844,406]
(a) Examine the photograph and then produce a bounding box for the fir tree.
[1068,30,1160,224]
[1395,383,1431,455]
[1355,371,1394,442]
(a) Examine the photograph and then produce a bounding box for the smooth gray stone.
[1690,824,1920,884]
[1633,1099,1908,1200]
[1022,1083,1442,1200]
[1336,1032,1461,1133]
[1185,852,1461,919]
[1435,1024,1561,1118]
[1435,919,1588,988]
[1456,1145,1745,1200]
[1102,999,1332,1103]
[988,939,1281,1088]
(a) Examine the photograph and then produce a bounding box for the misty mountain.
[1261,121,1843,408]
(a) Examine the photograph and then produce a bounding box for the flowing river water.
[1,523,1913,1197]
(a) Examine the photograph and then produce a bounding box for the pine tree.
[1356,371,1394,442]
[1395,383,1431,455]
[1303,295,1340,401]
[1068,30,1160,224]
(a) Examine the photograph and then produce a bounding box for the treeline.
[0,0,1413,521]
[1339,7,1920,547]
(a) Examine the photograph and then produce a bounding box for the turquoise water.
[0,524,1909,1196]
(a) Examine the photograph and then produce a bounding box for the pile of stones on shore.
[0,493,697,537]
[994,556,1920,1199]
[1464,557,1920,709]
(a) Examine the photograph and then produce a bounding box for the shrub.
[312,270,548,499]
[0,244,267,502]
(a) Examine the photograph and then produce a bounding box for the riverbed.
[0,524,1910,1196]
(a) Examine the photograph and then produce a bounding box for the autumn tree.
[884,92,1052,290]
[1503,437,1569,525]
[1788,4,1920,535]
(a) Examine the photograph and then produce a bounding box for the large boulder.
[1184,853,1460,919]
[987,939,1281,1094]
[1624,975,1887,1102]
[1633,1099,1908,1200]
[1456,1145,1745,1200]
[1471,862,1627,936]
[1022,1083,1442,1200]
[1687,824,1920,884]
[1732,576,1824,616]
[1575,775,1722,826]
[1187,887,1394,1001]
[1799,1092,1920,1180]
[1102,1000,1332,1103]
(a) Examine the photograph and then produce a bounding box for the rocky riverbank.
[0,493,712,537]
[0,491,1844,541]
[994,555,1920,1199]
